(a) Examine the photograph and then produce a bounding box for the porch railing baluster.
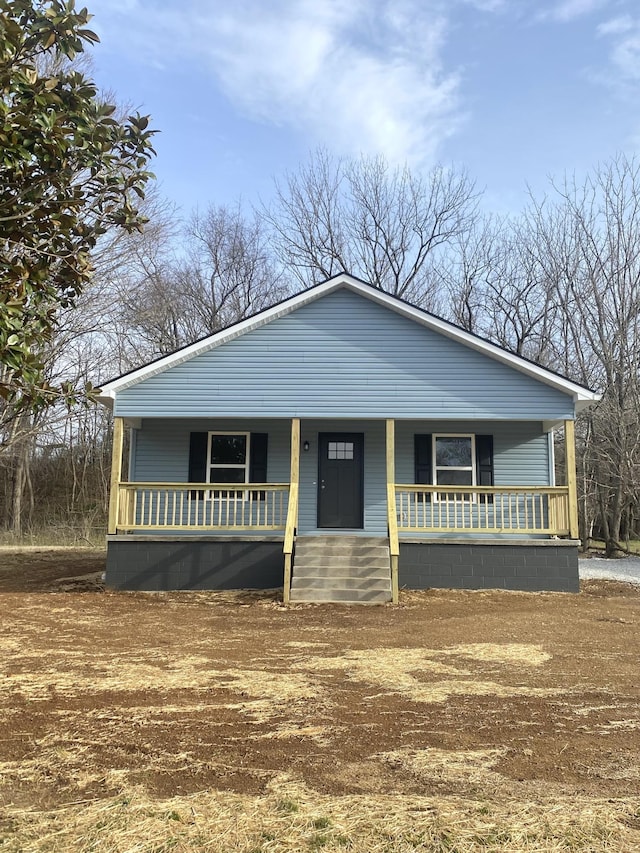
[393,485,571,536]
[112,482,290,532]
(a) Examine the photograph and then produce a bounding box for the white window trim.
[206,431,250,500]
[548,429,556,487]
[432,433,476,502]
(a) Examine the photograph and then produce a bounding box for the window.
[414,433,493,502]
[434,435,475,486]
[433,434,475,500]
[207,433,249,498]
[327,440,354,460]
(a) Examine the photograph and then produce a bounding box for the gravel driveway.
[579,555,640,585]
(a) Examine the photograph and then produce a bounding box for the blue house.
[99,273,599,602]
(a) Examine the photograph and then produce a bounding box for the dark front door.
[317,433,364,529]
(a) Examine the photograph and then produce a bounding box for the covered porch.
[107,416,579,601]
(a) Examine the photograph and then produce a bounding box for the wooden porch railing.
[395,485,571,535]
[114,482,290,531]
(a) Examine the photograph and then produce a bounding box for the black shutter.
[188,432,208,500]
[476,434,494,505]
[414,434,432,502]
[475,435,494,486]
[250,433,268,499]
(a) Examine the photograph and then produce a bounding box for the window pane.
[328,440,354,460]
[209,467,246,484]
[436,469,473,486]
[435,437,472,467]
[210,435,246,465]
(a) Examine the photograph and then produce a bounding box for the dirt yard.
[0,548,639,852]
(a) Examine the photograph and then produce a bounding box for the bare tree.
[433,215,502,332]
[181,204,290,335]
[0,186,177,534]
[0,315,113,536]
[113,203,289,359]
[524,156,640,554]
[433,157,640,553]
[263,148,479,306]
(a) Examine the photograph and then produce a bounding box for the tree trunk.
[9,445,28,536]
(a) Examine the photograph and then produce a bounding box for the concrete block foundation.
[399,539,579,592]
[106,536,284,590]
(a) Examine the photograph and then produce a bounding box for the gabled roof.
[98,272,600,410]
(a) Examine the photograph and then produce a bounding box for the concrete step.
[295,545,389,558]
[291,535,392,604]
[295,539,386,551]
[296,536,387,546]
[291,576,392,591]
[293,564,391,580]
[294,554,389,570]
[289,587,392,603]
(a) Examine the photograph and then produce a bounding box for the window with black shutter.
[188,431,269,499]
[414,433,494,502]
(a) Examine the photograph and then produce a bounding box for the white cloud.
[597,15,634,36]
[537,0,608,23]
[96,0,464,167]
[598,16,640,81]
[458,0,507,11]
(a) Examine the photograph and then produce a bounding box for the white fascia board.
[98,272,600,406]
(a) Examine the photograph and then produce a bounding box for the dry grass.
[435,642,552,666]
[0,530,106,547]
[296,645,561,704]
[1,549,640,851]
[3,779,638,852]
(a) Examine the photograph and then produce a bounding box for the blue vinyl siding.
[132,418,386,535]
[115,289,574,421]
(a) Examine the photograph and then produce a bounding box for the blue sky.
[91,0,640,215]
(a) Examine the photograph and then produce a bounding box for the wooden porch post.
[289,417,300,498]
[283,417,300,604]
[386,419,399,604]
[564,419,579,540]
[108,416,124,535]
